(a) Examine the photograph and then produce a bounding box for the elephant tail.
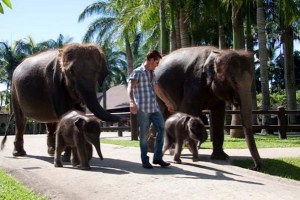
[1,113,14,151]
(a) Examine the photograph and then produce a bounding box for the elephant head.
[204,49,261,169]
[185,116,208,144]
[75,117,103,160]
[59,43,120,122]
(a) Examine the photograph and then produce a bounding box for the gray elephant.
[54,110,103,170]
[163,112,208,164]
[1,43,121,157]
[155,46,262,170]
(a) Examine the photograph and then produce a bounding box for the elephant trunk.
[239,88,262,170]
[80,88,121,123]
[91,138,103,160]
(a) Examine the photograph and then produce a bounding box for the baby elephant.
[163,112,208,164]
[54,110,103,170]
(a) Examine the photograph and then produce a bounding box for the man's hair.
[146,50,162,60]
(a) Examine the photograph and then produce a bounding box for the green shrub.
[256,91,300,109]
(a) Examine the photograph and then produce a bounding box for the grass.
[102,134,300,149]
[102,134,300,181]
[0,169,47,200]
[233,158,300,181]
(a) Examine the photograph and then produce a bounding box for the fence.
[1,107,299,139]
[101,106,300,140]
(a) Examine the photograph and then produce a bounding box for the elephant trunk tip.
[1,136,7,151]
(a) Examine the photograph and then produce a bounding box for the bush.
[256,91,300,110]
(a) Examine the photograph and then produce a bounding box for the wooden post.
[130,113,138,140]
[277,106,287,139]
[117,122,123,137]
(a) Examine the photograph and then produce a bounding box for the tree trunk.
[230,1,245,138]
[125,36,134,75]
[283,26,297,124]
[125,35,138,140]
[175,9,181,48]
[179,8,190,47]
[256,0,270,133]
[159,0,169,54]
[218,25,226,50]
[245,0,258,125]
[169,0,177,51]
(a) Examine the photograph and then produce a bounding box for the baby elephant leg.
[85,143,93,161]
[71,147,80,167]
[54,136,64,167]
[187,138,199,162]
[174,140,184,164]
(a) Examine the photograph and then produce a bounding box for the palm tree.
[278,0,300,123]
[256,0,271,131]
[0,40,27,110]
[159,0,169,54]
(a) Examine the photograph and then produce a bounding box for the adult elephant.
[155,46,262,170]
[2,43,121,157]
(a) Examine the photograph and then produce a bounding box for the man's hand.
[165,102,176,113]
[129,102,138,114]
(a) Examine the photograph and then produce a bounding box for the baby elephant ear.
[204,50,220,85]
[74,118,85,131]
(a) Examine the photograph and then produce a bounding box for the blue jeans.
[137,110,165,164]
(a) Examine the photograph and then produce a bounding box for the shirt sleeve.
[128,70,139,81]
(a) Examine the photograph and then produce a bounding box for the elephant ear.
[74,118,85,132]
[183,116,191,131]
[204,50,221,85]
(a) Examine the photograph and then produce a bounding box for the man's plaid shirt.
[128,64,160,113]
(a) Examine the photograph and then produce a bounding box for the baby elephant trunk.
[92,140,103,160]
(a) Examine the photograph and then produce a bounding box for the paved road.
[0,133,300,200]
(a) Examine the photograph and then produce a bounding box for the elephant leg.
[162,132,173,155]
[174,140,183,164]
[210,102,229,160]
[187,138,199,162]
[12,104,27,156]
[54,135,64,167]
[71,147,80,167]
[85,142,93,161]
[46,123,56,156]
[74,137,90,170]
[62,147,72,162]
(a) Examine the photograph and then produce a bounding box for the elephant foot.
[192,157,199,162]
[12,147,26,157]
[48,147,55,156]
[210,150,229,160]
[79,165,91,170]
[54,162,63,168]
[174,158,182,164]
[71,159,80,167]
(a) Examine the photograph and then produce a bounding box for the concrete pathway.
[0,133,300,200]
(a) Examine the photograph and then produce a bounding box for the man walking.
[127,50,175,169]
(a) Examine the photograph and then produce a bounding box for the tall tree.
[0,41,27,109]
[279,0,300,123]
[159,0,169,54]
[257,0,271,130]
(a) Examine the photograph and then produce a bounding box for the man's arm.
[154,83,176,112]
[127,80,138,114]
